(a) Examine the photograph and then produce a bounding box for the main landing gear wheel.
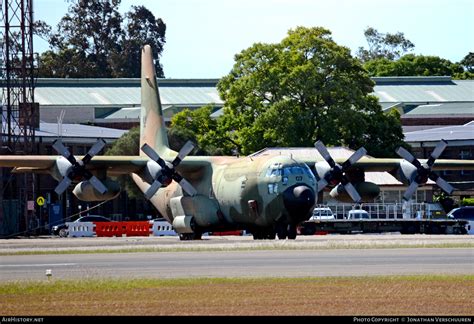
[252,228,276,240]
[287,224,297,240]
[179,232,202,240]
[275,223,297,240]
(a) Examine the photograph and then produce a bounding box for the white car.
[310,207,335,220]
[346,209,370,219]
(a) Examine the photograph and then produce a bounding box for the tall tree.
[356,27,414,62]
[460,52,474,73]
[109,5,166,77]
[38,0,166,78]
[363,54,465,78]
[215,27,404,157]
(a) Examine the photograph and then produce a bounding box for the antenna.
[57,110,65,138]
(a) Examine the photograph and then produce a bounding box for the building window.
[460,150,472,175]
[460,150,471,160]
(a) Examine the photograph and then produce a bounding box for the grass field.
[1,275,472,316]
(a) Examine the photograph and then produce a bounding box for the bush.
[460,198,474,206]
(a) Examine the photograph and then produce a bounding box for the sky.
[35,0,474,79]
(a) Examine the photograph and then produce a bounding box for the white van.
[311,207,335,220]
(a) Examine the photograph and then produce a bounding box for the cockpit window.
[265,168,282,177]
[266,163,315,185]
[283,165,314,178]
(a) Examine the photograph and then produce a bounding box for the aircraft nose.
[282,184,316,222]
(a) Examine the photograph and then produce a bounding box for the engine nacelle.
[172,215,195,234]
[72,178,120,201]
[329,181,380,203]
[398,159,421,185]
[315,161,332,182]
[52,156,73,181]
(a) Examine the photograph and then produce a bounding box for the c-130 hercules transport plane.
[1,45,473,240]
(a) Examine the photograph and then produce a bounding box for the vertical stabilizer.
[140,45,176,158]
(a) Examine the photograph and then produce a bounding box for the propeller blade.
[426,139,448,167]
[402,181,419,201]
[430,139,448,160]
[396,147,416,164]
[314,141,336,167]
[54,177,72,195]
[52,139,76,164]
[144,179,163,200]
[177,178,198,197]
[345,147,367,168]
[141,144,167,168]
[435,177,454,194]
[82,139,106,164]
[141,143,160,161]
[343,182,361,203]
[88,176,108,195]
[173,141,194,166]
[317,178,328,192]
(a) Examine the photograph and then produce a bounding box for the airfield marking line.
[0,263,77,267]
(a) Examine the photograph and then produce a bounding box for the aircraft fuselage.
[141,154,317,235]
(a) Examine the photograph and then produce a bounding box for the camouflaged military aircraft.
[1,45,474,240]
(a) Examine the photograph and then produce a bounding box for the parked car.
[447,206,474,234]
[51,215,112,237]
[346,209,370,219]
[310,207,335,220]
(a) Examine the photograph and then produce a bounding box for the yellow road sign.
[36,196,45,206]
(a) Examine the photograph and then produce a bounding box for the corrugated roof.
[372,78,474,103]
[404,121,474,142]
[404,102,474,115]
[31,77,474,119]
[36,121,127,139]
[34,78,223,107]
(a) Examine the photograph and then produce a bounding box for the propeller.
[52,139,108,195]
[396,139,454,201]
[314,140,367,203]
[140,141,197,199]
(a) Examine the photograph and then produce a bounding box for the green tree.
[105,126,141,198]
[363,54,465,77]
[356,27,415,62]
[109,5,166,77]
[460,52,474,72]
[216,26,404,156]
[170,105,234,155]
[38,0,166,78]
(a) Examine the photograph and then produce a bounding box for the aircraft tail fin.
[140,45,176,158]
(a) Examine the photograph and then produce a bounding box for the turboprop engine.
[329,182,380,203]
[72,178,121,201]
[396,140,454,201]
[314,140,369,203]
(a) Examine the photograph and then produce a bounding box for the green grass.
[1,241,473,256]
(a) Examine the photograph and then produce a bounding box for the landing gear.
[253,223,297,240]
[287,224,297,240]
[252,228,276,240]
[179,232,202,240]
[275,223,297,240]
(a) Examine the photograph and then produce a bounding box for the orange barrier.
[95,221,152,237]
[95,222,126,237]
[125,221,152,237]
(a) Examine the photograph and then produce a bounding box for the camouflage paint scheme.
[1,45,474,240]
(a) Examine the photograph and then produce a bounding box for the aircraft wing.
[0,155,212,176]
[301,156,474,172]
